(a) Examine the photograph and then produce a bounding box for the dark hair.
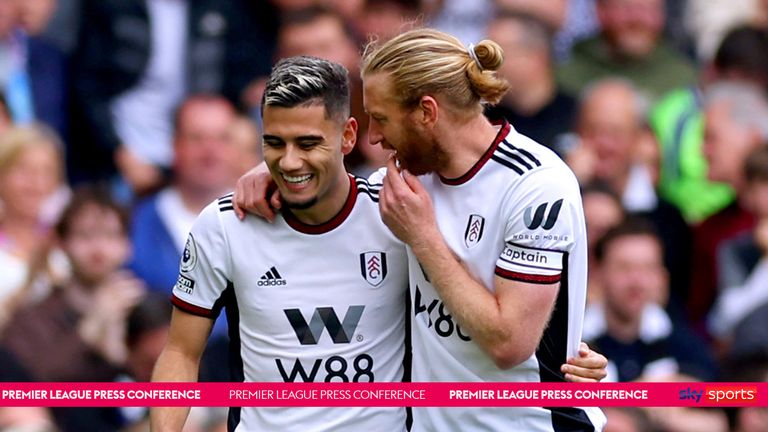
[261,56,351,124]
[55,185,129,239]
[745,145,768,183]
[127,293,173,349]
[713,26,768,86]
[581,180,622,203]
[594,216,661,263]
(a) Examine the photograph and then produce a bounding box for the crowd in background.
[0,0,767,431]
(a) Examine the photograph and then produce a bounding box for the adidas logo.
[258,266,287,286]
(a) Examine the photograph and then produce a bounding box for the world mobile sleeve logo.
[679,385,758,405]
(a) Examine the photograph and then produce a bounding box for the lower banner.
[0,382,765,407]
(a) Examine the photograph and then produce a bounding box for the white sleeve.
[495,167,584,284]
[171,201,232,319]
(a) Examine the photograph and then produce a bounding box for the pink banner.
[0,382,765,407]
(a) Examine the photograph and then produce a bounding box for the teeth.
[283,174,312,184]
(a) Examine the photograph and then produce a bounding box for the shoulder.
[355,175,383,204]
[493,131,579,195]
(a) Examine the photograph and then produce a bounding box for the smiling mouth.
[282,174,313,185]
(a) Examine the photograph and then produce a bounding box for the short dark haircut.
[581,180,622,203]
[745,145,768,183]
[261,56,351,124]
[55,185,129,239]
[127,293,173,349]
[594,216,661,263]
[714,25,768,85]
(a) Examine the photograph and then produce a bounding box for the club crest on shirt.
[180,234,197,272]
[464,214,485,248]
[360,252,387,287]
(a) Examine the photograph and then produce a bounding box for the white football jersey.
[172,175,409,432]
[406,122,605,431]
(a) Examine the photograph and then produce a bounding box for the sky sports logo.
[678,385,758,404]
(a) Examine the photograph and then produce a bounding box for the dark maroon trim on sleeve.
[284,175,358,234]
[440,119,510,185]
[171,294,215,319]
[495,267,561,284]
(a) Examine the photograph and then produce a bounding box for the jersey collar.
[439,119,511,186]
[283,175,358,235]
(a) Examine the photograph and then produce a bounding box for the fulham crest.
[464,214,485,248]
[360,252,387,287]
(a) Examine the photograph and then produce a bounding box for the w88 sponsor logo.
[275,354,374,382]
[414,285,471,341]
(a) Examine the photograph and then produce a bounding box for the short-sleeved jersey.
[171,175,409,432]
[406,122,605,431]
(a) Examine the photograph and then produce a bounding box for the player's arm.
[150,307,213,431]
[411,227,557,369]
[379,159,555,368]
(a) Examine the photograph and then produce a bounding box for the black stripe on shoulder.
[490,155,525,175]
[218,192,235,212]
[501,139,541,167]
[355,178,382,202]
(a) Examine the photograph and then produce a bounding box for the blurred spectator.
[684,0,768,62]
[14,0,57,36]
[709,146,768,340]
[356,0,423,40]
[581,181,625,305]
[431,0,493,45]
[0,0,66,137]
[584,217,718,383]
[556,0,696,103]
[484,10,578,150]
[568,78,692,306]
[70,0,273,194]
[688,81,768,329]
[128,94,238,295]
[0,186,145,383]
[650,26,768,223]
[231,115,263,177]
[0,125,68,328]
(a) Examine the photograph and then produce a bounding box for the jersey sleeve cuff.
[495,267,562,284]
[171,294,216,318]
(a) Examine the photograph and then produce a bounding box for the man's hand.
[379,157,439,247]
[561,342,608,382]
[114,145,163,195]
[232,162,281,221]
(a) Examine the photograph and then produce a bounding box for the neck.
[604,306,641,343]
[436,114,500,179]
[505,75,555,116]
[291,172,352,225]
[0,213,43,258]
[174,183,225,214]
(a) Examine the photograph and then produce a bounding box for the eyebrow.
[262,134,325,141]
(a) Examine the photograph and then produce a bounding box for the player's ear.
[341,116,358,155]
[417,95,439,129]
